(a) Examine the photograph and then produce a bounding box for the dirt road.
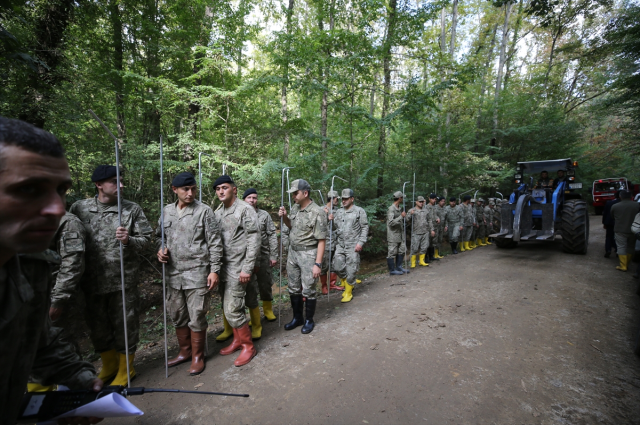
[114,216,640,424]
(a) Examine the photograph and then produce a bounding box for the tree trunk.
[377,0,397,197]
[281,0,295,162]
[504,0,523,91]
[475,22,499,152]
[492,1,513,143]
[449,0,458,56]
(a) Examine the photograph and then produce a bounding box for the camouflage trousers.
[477,224,486,240]
[218,272,256,329]
[447,224,462,243]
[435,225,445,248]
[410,233,429,255]
[287,247,318,300]
[255,259,274,302]
[387,240,406,258]
[463,225,473,242]
[167,286,211,332]
[471,226,477,242]
[321,248,335,275]
[333,244,360,285]
[85,287,140,354]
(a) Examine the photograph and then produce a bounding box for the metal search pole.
[411,174,415,258]
[327,176,347,302]
[198,152,210,203]
[278,167,294,326]
[160,136,168,378]
[496,191,504,200]
[402,181,411,274]
[314,189,325,206]
[88,109,131,387]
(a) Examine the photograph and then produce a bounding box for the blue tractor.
[490,158,589,254]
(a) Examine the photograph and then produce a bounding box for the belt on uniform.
[290,244,318,252]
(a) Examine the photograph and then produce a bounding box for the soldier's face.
[449,201,456,207]
[333,197,339,206]
[342,197,354,208]
[173,184,197,205]
[541,172,548,179]
[215,183,236,202]
[245,193,258,208]
[95,177,123,202]
[292,190,308,204]
[416,200,424,208]
[0,145,71,257]
[439,200,445,207]
[430,198,436,205]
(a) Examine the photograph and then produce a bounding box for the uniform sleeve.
[313,209,328,241]
[266,216,279,262]
[241,208,261,274]
[331,210,341,239]
[632,213,640,235]
[358,208,369,246]
[31,322,97,389]
[127,206,153,251]
[388,207,403,228]
[50,220,86,308]
[204,210,223,274]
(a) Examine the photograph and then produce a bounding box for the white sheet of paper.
[38,393,144,425]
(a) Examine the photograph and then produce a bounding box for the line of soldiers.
[386,192,505,274]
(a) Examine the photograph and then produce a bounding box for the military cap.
[463,195,471,201]
[429,193,437,199]
[342,188,354,198]
[489,199,496,205]
[327,190,338,198]
[287,178,311,193]
[213,175,234,188]
[171,172,196,187]
[478,198,485,203]
[449,197,457,202]
[242,188,257,199]
[91,165,121,182]
[417,196,425,202]
[393,191,403,199]
[471,198,476,203]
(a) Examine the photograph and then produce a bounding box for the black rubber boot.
[388,258,403,275]
[301,299,316,334]
[450,242,458,254]
[284,294,305,331]
[396,254,409,274]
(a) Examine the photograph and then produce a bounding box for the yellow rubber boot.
[111,353,135,387]
[262,301,277,322]
[97,349,119,382]
[27,383,57,392]
[419,254,429,266]
[470,239,476,248]
[459,242,465,252]
[249,307,262,340]
[465,241,472,250]
[477,238,486,246]
[485,237,492,245]
[616,255,629,271]
[341,282,354,303]
[434,248,444,258]
[216,314,233,342]
[341,278,348,287]
[411,255,417,268]
[356,279,362,284]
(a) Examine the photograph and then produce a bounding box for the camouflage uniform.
[157,200,222,332]
[483,203,493,236]
[435,203,447,249]
[425,202,439,249]
[70,197,152,354]
[1,252,97,424]
[470,202,478,242]
[462,203,474,242]
[332,205,369,285]
[387,203,406,257]
[408,205,432,255]
[475,202,486,241]
[286,200,327,300]
[50,212,86,308]
[322,202,338,275]
[444,204,463,242]
[255,208,278,302]
[492,200,502,233]
[214,198,261,328]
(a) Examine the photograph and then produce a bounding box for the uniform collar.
[223,198,239,215]
[173,200,196,216]
[299,200,315,212]
[90,196,119,213]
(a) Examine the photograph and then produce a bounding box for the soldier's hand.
[431,231,435,237]
[459,226,463,231]
[278,206,287,217]
[328,213,334,220]
[436,218,440,223]
[207,272,219,290]
[115,227,129,245]
[401,211,406,218]
[444,226,448,232]
[355,244,363,252]
[157,247,169,263]
[312,264,321,279]
[270,260,278,267]
[49,306,63,321]
[239,271,251,284]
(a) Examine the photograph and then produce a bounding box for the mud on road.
[114,216,640,424]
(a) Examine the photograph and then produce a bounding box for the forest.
[1,0,639,253]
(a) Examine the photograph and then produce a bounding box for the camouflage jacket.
[214,198,261,279]
[493,205,502,230]
[425,203,440,226]
[475,205,486,225]
[462,203,475,226]
[334,205,369,248]
[408,206,433,235]
[287,200,327,248]
[443,204,463,228]
[50,212,86,308]
[256,208,278,263]
[323,204,339,251]
[435,205,447,228]
[483,206,492,228]
[70,197,152,295]
[157,200,223,289]
[387,203,405,243]
[1,253,96,425]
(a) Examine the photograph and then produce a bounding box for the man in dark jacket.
[602,191,620,258]
[610,190,640,271]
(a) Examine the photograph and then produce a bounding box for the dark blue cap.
[91,165,121,182]
[171,172,196,187]
[213,175,234,188]
[242,188,257,199]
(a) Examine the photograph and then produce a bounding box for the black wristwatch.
[314,262,322,268]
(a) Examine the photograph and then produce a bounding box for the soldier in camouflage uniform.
[0,117,100,423]
[278,179,327,334]
[156,172,222,375]
[434,197,447,258]
[461,195,475,251]
[321,190,342,294]
[408,196,431,268]
[243,188,279,323]
[483,199,493,245]
[444,197,464,254]
[330,188,369,303]
[475,198,487,246]
[387,191,408,275]
[425,193,440,262]
[469,199,478,248]
[70,165,153,386]
[214,175,260,366]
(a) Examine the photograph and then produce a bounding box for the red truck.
[591,178,639,214]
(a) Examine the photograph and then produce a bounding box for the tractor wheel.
[561,199,589,254]
[494,238,518,249]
